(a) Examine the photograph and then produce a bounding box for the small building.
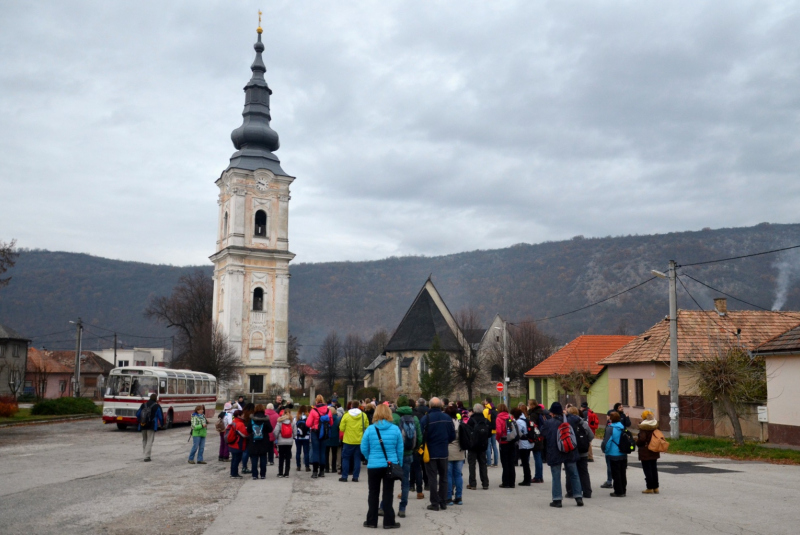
[598,298,800,435]
[25,348,114,399]
[95,347,172,368]
[0,323,30,398]
[524,335,635,422]
[753,324,800,446]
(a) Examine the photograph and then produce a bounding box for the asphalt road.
[2,421,799,535]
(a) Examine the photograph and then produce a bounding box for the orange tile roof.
[598,310,800,365]
[525,335,636,377]
[26,347,112,374]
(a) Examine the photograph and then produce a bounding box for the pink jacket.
[306,404,332,431]
[496,411,512,445]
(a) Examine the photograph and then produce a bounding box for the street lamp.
[652,261,680,439]
[494,320,508,406]
[69,318,83,398]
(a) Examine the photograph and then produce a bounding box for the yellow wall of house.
[586,369,609,415]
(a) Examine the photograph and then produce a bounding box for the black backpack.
[616,428,636,454]
[572,420,591,454]
[458,420,473,451]
[138,402,154,427]
[471,418,491,451]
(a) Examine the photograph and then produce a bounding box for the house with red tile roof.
[753,324,800,446]
[524,335,635,418]
[25,347,114,399]
[598,298,800,436]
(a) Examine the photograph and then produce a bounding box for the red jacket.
[228,417,248,451]
[496,412,512,445]
[586,410,600,433]
[306,404,332,431]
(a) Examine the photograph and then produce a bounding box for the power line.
[679,243,800,268]
[681,273,800,319]
[511,276,658,325]
[676,275,737,336]
[86,322,172,340]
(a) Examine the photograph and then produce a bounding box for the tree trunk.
[466,384,473,407]
[721,396,745,445]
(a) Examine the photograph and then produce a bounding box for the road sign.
[496,382,504,392]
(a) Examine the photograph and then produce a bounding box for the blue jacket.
[420,407,456,459]
[360,419,404,469]
[135,401,164,431]
[541,414,581,466]
[601,422,627,459]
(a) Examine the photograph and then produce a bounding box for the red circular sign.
[496,382,504,392]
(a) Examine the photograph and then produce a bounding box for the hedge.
[31,397,101,416]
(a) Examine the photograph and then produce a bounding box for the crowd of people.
[135,392,665,528]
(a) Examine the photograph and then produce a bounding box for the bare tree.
[287,333,301,385]
[365,328,390,360]
[29,356,51,400]
[342,333,367,388]
[688,345,766,445]
[494,321,558,388]
[556,369,596,406]
[0,239,19,290]
[144,270,213,362]
[6,361,24,399]
[315,331,342,396]
[173,321,241,384]
[453,306,485,405]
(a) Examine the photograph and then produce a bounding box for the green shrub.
[17,393,37,403]
[355,387,379,401]
[31,397,101,416]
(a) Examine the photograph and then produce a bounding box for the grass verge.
[0,408,97,425]
[667,436,800,465]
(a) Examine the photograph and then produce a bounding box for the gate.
[657,392,714,436]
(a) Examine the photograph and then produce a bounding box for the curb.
[0,414,98,429]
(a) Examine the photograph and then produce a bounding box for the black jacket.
[465,412,491,452]
[541,414,581,466]
[608,409,632,428]
[248,412,274,455]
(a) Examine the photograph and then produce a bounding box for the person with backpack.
[445,405,467,505]
[512,408,533,486]
[483,398,499,468]
[241,403,255,475]
[188,405,208,465]
[339,400,370,482]
[636,409,662,494]
[565,406,593,499]
[306,395,334,478]
[413,398,430,491]
[420,397,456,512]
[360,403,403,529]
[465,403,491,490]
[526,401,545,483]
[264,403,279,466]
[294,405,311,472]
[324,406,342,473]
[601,411,631,497]
[227,410,249,478]
[247,404,273,480]
[495,404,517,488]
[135,393,164,462]
[541,402,584,508]
[275,408,296,478]
[216,403,232,462]
[580,402,600,462]
[389,396,422,517]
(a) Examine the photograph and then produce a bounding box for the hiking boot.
[642,489,655,494]
[446,500,454,506]
[311,467,318,479]
[197,461,207,464]
[384,523,400,529]
[575,498,584,507]
[188,460,195,464]
[454,498,463,505]
[518,482,531,486]
[352,478,359,482]
[362,522,377,529]
[143,458,151,462]
[231,475,243,479]
[532,478,543,483]
[318,471,326,478]
[549,500,562,508]
[398,510,405,518]
[339,478,348,482]
[242,469,251,474]
[398,493,402,499]
[417,492,424,499]
[426,504,439,511]
[609,493,625,497]
[305,466,311,472]
[466,485,476,490]
[654,488,660,494]
[600,482,613,489]
[440,504,447,511]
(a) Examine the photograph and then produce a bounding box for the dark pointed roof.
[227,30,287,175]
[0,323,29,341]
[385,285,462,353]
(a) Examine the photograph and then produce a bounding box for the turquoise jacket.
[602,422,626,458]
[360,419,404,469]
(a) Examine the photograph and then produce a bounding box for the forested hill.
[2,223,800,360]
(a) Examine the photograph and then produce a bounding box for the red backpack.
[557,420,577,453]
[280,420,293,439]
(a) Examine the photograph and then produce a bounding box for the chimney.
[714,298,727,316]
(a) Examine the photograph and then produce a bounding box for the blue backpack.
[251,420,265,441]
[317,408,331,440]
[400,415,417,451]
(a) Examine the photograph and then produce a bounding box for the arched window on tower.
[254,210,267,237]
[223,212,229,237]
[253,287,264,311]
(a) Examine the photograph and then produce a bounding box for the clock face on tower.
[256,178,268,191]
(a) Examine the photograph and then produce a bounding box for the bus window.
[159,380,167,395]
[119,376,132,396]
[168,378,177,394]
[138,377,158,398]
[186,379,195,395]
[211,381,217,394]
[106,375,131,396]
[177,379,186,394]
[201,380,208,394]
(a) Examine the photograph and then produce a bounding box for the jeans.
[610,457,628,495]
[486,434,499,465]
[230,449,243,477]
[605,455,613,484]
[499,442,516,487]
[425,458,448,507]
[642,459,659,490]
[341,443,362,481]
[189,436,205,462]
[241,449,250,471]
[278,445,293,476]
[295,439,309,468]
[518,449,531,484]
[399,455,412,510]
[533,450,543,480]
[267,441,274,464]
[550,462,582,501]
[251,453,267,478]
[310,434,325,467]
[219,433,229,459]
[567,457,592,497]
[411,452,424,492]
[467,449,489,488]
[446,460,464,501]
[367,468,396,527]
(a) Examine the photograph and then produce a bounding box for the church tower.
[210,22,294,396]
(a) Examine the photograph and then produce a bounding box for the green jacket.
[191,413,207,438]
[339,408,369,445]
[392,406,422,456]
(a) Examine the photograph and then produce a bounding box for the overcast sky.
[1,1,799,266]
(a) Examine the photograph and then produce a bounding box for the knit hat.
[580,401,589,408]
[224,402,232,411]
[397,396,409,407]
[549,402,563,415]
[641,409,655,420]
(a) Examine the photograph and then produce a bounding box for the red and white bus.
[102,367,217,430]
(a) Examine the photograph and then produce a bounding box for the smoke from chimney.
[772,250,800,311]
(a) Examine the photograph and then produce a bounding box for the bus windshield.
[130,377,158,398]
[106,375,158,397]
[106,375,130,396]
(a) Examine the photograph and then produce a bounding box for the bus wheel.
[165,411,173,429]
[116,423,128,431]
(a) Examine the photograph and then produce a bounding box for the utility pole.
[72,318,83,398]
[113,332,117,366]
[668,260,680,439]
[503,320,509,407]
